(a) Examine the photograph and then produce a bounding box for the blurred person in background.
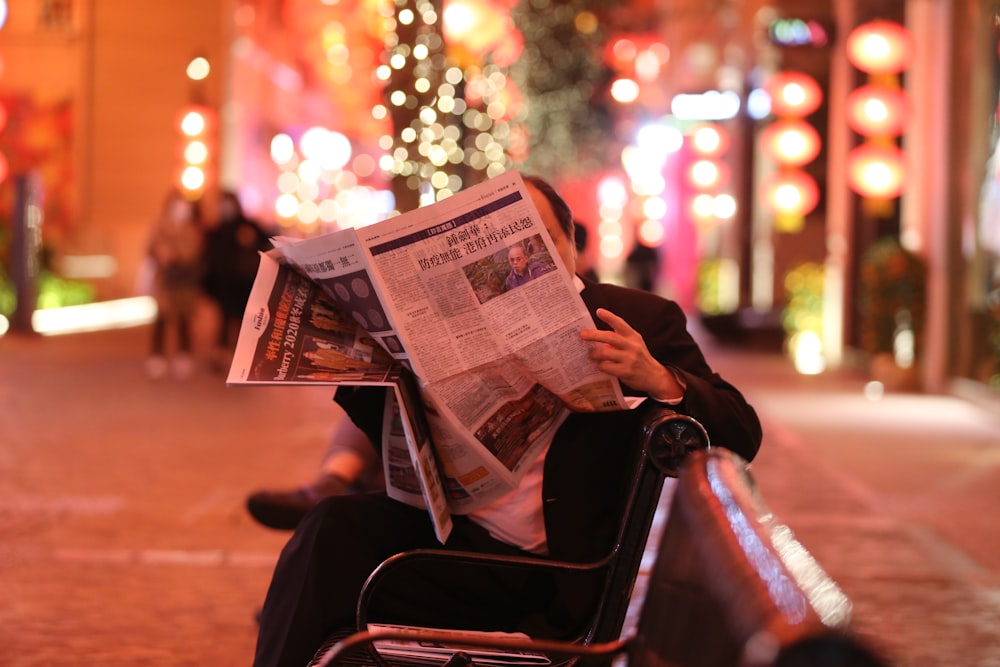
[202,190,273,370]
[625,239,660,293]
[143,189,206,380]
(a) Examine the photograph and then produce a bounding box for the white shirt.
[466,276,588,554]
[467,440,552,554]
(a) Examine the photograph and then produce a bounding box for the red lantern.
[846,20,914,75]
[442,0,520,63]
[846,144,907,199]
[687,158,729,191]
[846,84,910,137]
[760,119,822,167]
[759,170,820,220]
[688,123,730,157]
[764,71,823,118]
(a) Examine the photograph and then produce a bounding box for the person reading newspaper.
[252,175,762,667]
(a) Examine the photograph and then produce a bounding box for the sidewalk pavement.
[700,336,1000,666]
[1,322,999,666]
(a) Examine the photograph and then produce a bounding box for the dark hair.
[522,174,575,240]
[573,221,589,253]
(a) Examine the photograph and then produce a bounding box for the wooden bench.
[633,448,881,666]
[313,448,884,667]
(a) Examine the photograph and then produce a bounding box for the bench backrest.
[630,448,876,667]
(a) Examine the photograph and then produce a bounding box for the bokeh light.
[186,57,211,81]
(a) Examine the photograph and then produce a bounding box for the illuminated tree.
[508,0,615,176]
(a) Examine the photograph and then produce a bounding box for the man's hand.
[580,308,685,402]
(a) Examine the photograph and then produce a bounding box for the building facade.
[0,0,997,401]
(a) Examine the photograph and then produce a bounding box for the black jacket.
[334,278,761,562]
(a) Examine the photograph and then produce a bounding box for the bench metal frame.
[309,405,710,667]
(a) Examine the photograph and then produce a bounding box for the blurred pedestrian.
[144,189,206,379]
[625,240,660,293]
[202,190,272,370]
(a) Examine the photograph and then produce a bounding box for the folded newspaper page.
[228,171,628,539]
[226,255,453,541]
[366,623,552,665]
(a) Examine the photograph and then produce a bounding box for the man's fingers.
[580,328,619,346]
[594,307,626,330]
[595,307,642,340]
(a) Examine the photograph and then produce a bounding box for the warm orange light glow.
[760,119,821,167]
[443,0,475,38]
[847,144,907,199]
[180,166,206,192]
[765,71,823,117]
[611,38,637,64]
[846,84,910,137]
[610,78,640,103]
[180,110,206,136]
[176,105,214,194]
[637,219,664,246]
[688,159,728,190]
[759,170,820,219]
[186,57,210,81]
[689,123,730,157]
[691,193,715,219]
[846,20,914,74]
[441,0,520,64]
[183,140,209,165]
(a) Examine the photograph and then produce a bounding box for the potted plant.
[858,236,926,389]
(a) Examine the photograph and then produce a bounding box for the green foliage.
[987,287,1000,390]
[464,252,510,302]
[782,262,824,336]
[858,237,926,355]
[509,0,616,176]
[0,268,95,316]
[697,259,724,315]
[0,266,13,315]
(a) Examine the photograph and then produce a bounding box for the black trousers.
[252,492,558,667]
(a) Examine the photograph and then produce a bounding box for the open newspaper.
[228,170,629,542]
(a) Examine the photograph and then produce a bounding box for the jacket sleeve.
[583,281,763,462]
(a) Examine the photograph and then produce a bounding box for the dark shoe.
[245,474,350,530]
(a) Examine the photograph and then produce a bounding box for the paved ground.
[2,320,1000,666]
